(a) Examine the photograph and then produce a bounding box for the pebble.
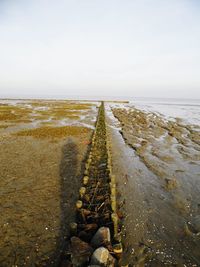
[165,178,177,190]
[187,215,200,234]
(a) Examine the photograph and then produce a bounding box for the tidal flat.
[106,101,200,266]
[0,99,98,266]
[0,99,200,266]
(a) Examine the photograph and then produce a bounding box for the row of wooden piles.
[66,102,122,266]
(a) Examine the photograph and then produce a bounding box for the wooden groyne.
[62,102,122,266]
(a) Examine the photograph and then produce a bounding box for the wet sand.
[1,99,200,266]
[0,100,98,266]
[106,104,200,266]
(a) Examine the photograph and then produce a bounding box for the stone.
[187,215,200,234]
[79,187,86,198]
[165,178,177,190]
[76,200,83,209]
[90,247,116,267]
[78,230,93,243]
[80,223,98,232]
[70,236,93,266]
[113,243,123,258]
[83,176,89,185]
[91,227,111,248]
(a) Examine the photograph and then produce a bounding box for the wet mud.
[109,106,200,266]
[1,99,200,266]
[0,100,96,266]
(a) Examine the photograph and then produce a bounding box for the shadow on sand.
[47,138,79,267]
[46,137,90,266]
[58,138,79,264]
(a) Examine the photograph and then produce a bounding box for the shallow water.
[131,98,200,126]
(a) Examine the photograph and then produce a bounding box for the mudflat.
[1,99,200,266]
[107,104,200,266]
[0,100,98,266]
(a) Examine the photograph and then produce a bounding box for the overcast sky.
[0,0,200,99]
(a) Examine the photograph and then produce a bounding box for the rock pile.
[60,102,122,266]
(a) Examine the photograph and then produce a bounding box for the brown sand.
[0,100,97,266]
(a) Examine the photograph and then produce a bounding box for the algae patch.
[14,126,92,139]
[0,105,31,122]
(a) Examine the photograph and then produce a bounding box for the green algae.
[14,126,92,139]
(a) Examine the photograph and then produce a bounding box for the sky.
[0,0,200,99]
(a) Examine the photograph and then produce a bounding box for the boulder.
[91,227,111,248]
[70,236,93,266]
[78,230,93,243]
[90,247,116,267]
